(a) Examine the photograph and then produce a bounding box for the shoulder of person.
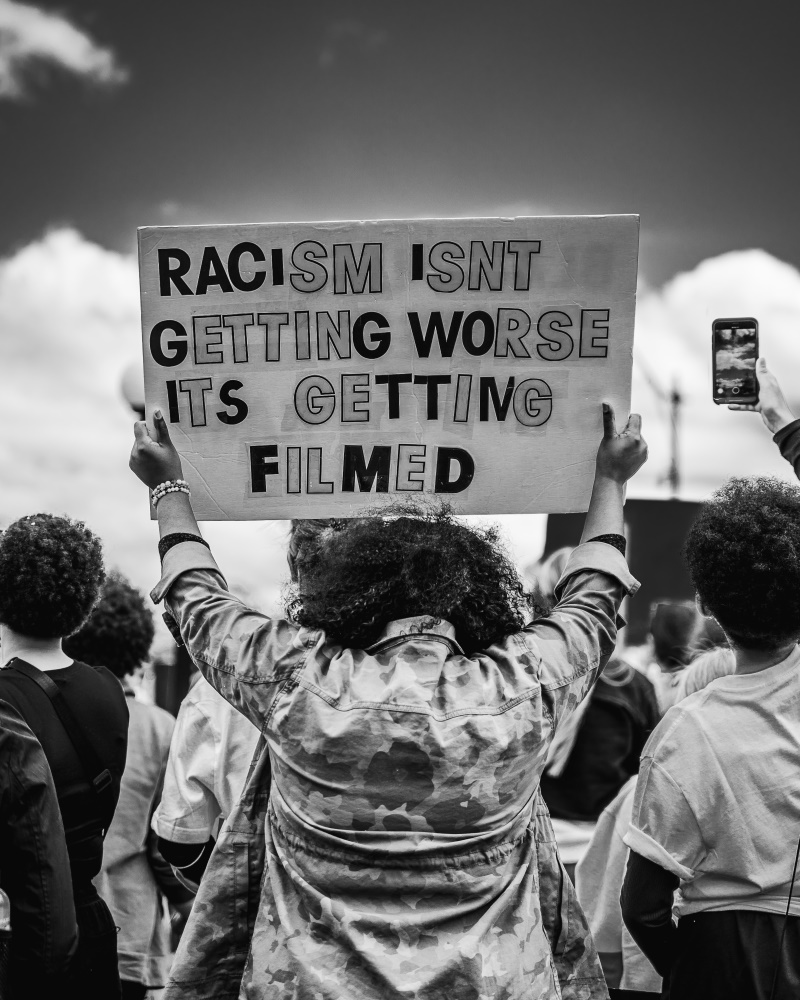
[71,661,130,705]
[129,696,175,736]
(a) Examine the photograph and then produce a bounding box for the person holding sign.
[130,403,646,1000]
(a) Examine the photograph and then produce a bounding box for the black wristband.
[158,532,210,561]
[587,533,627,556]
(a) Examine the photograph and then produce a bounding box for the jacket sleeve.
[519,540,640,730]
[0,702,78,982]
[151,541,320,729]
[774,418,800,480]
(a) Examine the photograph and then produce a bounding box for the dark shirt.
[775,418,800,479]
[0,699,78,991]
[0,660,128,887]
[620,849,679,978]
[540,666,659,821]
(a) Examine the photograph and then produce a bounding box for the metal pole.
[668,383,681,498]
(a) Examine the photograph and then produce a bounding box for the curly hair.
[0,513,105,639]
[685,477,800,650]
[63,571,154,678]
[287,519,336,582]
[286,503,532,654]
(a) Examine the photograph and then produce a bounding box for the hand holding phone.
[712,318,759,404]
[728,357,796,434]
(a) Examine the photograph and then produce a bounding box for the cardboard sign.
[138,215,639,519]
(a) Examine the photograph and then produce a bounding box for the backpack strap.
[6,658,114,800]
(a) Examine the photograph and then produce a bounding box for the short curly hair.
[685,477,800,650]
[63,571,154,678]
[286,503,533,654]
[0,513,105,639]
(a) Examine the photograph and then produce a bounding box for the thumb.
[624,413,642,436]
[133,420,151,444]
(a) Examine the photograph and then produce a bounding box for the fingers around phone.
[602,402,616,438]
[727,404,758,412]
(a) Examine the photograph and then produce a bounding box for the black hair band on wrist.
[587,533,627,556]
[158,532,211,561]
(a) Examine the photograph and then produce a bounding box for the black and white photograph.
[1,3,799,999]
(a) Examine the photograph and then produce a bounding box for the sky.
[2,0,800,645]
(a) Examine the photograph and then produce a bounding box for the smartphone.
[712,317,759,404]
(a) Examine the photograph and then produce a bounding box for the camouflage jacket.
[153,540,638,1000]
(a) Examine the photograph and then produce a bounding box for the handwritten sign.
[138,215,639,519]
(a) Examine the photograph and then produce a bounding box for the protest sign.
[138,215,639,519]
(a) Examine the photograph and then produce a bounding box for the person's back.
[622,476,800,1000]
[0,659,128,884]
[644,661,800,907]
[128,400,648,1000]
[169,557,634,1000]
[64,569,189,999]
[0,698,78,998]
[576,646,736,993]
[0,513,128,1000]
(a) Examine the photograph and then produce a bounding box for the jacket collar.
[366,616,464,655]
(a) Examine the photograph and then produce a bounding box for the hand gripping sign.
[138,215,639,519]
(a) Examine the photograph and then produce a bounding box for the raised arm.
[582,402,646,541]
[728,357,800,480]
[523,403,647,723]
[129,411,315,727]
[129,409,201,539]
[727,356,795,433]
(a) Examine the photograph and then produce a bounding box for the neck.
[0,626,71,672]
[733,640,797,675]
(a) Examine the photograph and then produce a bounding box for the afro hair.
[63,570,154,678]
[685,477,800,650]
[286,503,533,654]
[0,513,104,639]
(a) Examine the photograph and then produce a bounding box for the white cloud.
[0,0,127,98]
[2,233,800,658]
[714,348,753,371]
[0,229,287,657]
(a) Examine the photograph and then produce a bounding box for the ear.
[695,594,712,619]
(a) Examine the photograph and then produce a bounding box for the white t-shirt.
[575,777,661,993]
[625,645,800,917]
[152,675,261,843]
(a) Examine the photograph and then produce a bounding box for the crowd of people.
[0,356,799,999]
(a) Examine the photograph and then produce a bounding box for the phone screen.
[713,321,758,402]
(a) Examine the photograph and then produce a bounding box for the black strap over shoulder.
[6,658,114,800]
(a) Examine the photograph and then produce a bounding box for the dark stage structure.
[543,499,702,645]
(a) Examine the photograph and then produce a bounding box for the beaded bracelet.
[151,478,191,507]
